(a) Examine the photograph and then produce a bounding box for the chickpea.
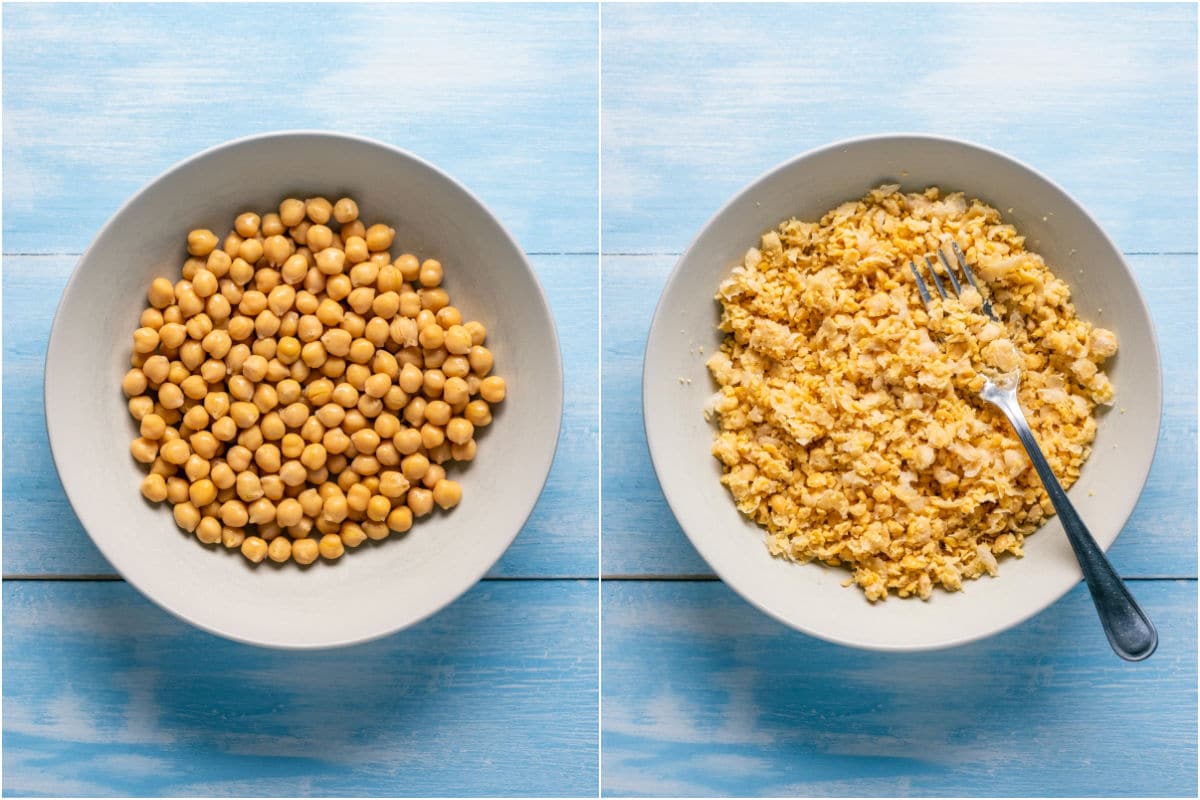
[394,427,423,455]
[160,438,191,465]
[451,439,477,462]
[465,399,493,427]
[364,223,395,252]
[401,452,430,482]
[192,269,218,298]
[241,536,269,563]
[248,497,276,525]
[365,493,391,522]
[432,479,463,510]
[235,212,261,238]
[418,259,443,287]
[363,372,392,399]
[141,473,168,502]
[147,277,176,308]
[387,505,414,533]
[173,501,202,531]
[345,237,370,265]
[184,453,211,481]
[263,235,291,266]
[407,487,434,517]
[480,376,507,403]
[129,395,155,420]
[132,326,160,354]
[339,521,368,548]
[318,532,344,560]
[446,417,475,445]
[292,537,319,565]
[238,237,264,265]
[333,197,359,224]
[268,536,292,563]
[418,323,444,351]
[255,443,282,473]
[187,229,219,257]
[189,478,218,507]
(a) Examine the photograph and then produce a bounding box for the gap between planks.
[2,574,598,582]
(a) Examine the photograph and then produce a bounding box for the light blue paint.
[4,580,598,797]
[601,3,1197,254]
[3,3,599,255]
[601,580,1197,797]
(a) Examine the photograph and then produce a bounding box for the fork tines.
[908,242,997,321]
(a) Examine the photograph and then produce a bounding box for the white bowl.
[643,134,1161,652]
[46,131,562,649]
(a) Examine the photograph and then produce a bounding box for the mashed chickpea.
[706,185,1116,600]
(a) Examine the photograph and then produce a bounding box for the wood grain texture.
[602,254,1198,577]
[601,2,1197,255]
[2,2,599,255]
[2,253,597,578]
[3,579,598,797]
[601,579,1197,797]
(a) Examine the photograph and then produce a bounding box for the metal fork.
[909,243,1157,661]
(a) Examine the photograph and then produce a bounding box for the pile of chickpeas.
[123,196,505,565]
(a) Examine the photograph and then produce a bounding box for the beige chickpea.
[138,412,166,440]
[290,537,318,565]
[220,526,245,549]
[306,197,333,224]
[383,505,412,534]
[318,532,344,560]
[133,326,160,354]
[433,479,463,510]
[184,453,211,481]
[347,482,372,513]
[148,277,176,308]
[480,376,507,403]
[418,323,445,351]
[393,427,423,455]
[237,237,264,265]
[403,396,427,427]
[166,476,190,504]
[276,497,304,527]
[451,439,477,462]
[446,417,475,445]
[262,234,291,266]
[378,470,410,499]
[192,269,218,298]
[187,229,219,257]
[422,400,451,427]
[220,499,249,527]
[261,213,284,237]
[210,461,235,489]
[345,236,371,265]
[279,460,308,487]
[140,473,168,502]
[160,438,191,465]
[241,536,269,563]
[339,521,367,548]
[443,325,472,355]
[277,198,304,227]
[365,494,391,522]
[255,443,282,473]
[128,395,155,421]
[361,372,390,399]
[421,288,450,312]
[407,487,434,517]
[332,197,359,224]
[248,497,276,525]
[362,223,393,251]
[173,501,202,532]
[267,535,292,563]
[158,322,187,351]
[418,258,443,287]
[189,478,218,507]
[237,471,264,502]
[421,464,446,489]
[468,346,494,376]
[420,423,445,450]
[400,452,430,482]
[235,212,261,238]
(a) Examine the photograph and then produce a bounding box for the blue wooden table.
[600,3,1197,796]
[2,4,598,796]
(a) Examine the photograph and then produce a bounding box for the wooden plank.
[601,3,1197,254]
[2,3,599,255]
[3,254,597,578]
[600,579,1197,797]
[601,254,1197,577]
[3,578,598,797]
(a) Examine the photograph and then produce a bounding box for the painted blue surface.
[602,580,1196,797]
[2,4,599,797]
[4,580,598,797]
[600,3,1198,796]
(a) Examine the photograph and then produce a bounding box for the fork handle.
[986,393,1158,661]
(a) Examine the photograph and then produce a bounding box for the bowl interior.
[46,132,562,648]
[644,135,1161,651]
